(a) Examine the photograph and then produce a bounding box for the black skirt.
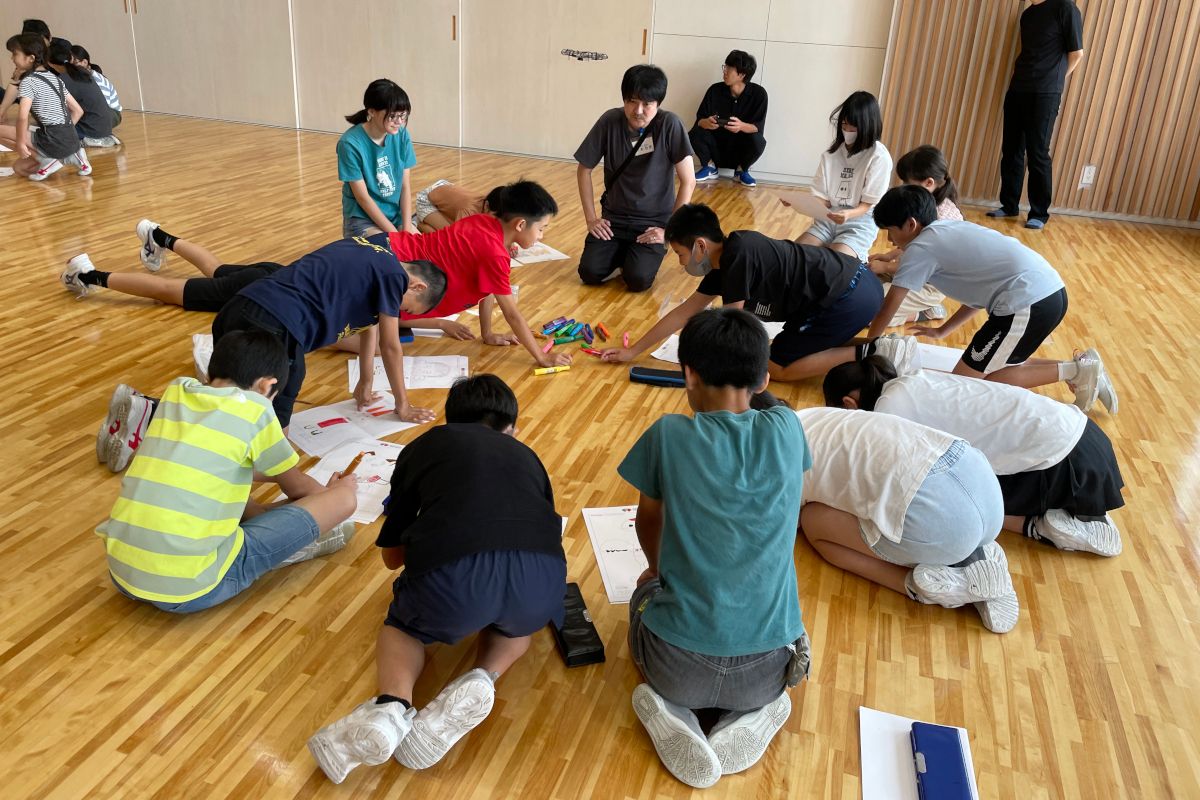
[997,418,1125,518]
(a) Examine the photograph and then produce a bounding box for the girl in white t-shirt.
[871,145,961,325]
[793,91,892,262]
[786,402,1018,634]
[823,357,1124,557]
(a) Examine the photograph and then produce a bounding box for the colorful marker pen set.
[541,315,621,351]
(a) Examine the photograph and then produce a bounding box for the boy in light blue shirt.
[337,79,417,239]
[618,307,811,790]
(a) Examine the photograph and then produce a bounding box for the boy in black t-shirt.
[602,203,909,382]
[690,50,768,188]
[308,375,567,785]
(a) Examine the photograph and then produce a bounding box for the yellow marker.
[532,365,571,376]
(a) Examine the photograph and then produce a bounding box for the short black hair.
[621,64,668,104]
[484,180,558,222]
[872,185,938,228]
[724,50,757,81]
[7,33,46,66]
[403,259,448,313]
[445,374,518,431]
[664,203,725,248]
[822,355,897,410]
[678,307,769,389]
[345,78,411,125]
[828,90,882,156]
[208,330,290,391]
[22,19,51,40]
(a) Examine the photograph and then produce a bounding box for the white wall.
[651,0,893,182]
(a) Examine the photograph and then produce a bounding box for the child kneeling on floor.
[618,307,811,789]
[96,330,358,612]
[308,374,567,784]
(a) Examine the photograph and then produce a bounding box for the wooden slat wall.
[881,0,1200,222]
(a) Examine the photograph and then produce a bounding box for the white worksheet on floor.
[288,394,418,457]
[346,356,469,392]
[305,438,405,524]
[859,706,979,800]
[510,242,569,267]
[583,506,648,604]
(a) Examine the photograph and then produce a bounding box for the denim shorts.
[342,214,395,239]
[627,578,802,712]
[867,440,1004,568]
[117,504,320,614]
[804,214,880,261]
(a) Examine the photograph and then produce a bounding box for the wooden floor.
[2,113,1199,799]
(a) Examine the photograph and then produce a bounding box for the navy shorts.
[769,265,884,366]
[385,550,567,645]
[211,294,304,427]
[181,262,285,313]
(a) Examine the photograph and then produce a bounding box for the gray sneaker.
[395,669,496,770]
[917,303,946,321]
[61,253,97,298]
[911,543,1014,607]
[1070,351,1101,412]
[1085,348,1118,414]
[629,683,721,788]
[871,334,921,376]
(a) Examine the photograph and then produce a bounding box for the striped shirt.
[91,70,121,111]
[96,378,299,603]
[18,70,72,125]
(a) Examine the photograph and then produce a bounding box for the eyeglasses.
[384,111,409,124]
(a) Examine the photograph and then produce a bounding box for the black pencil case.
[629,366,685,387]
[552,582,605,667]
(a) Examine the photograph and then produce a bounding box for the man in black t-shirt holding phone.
[690,50,768,188]
[989,0,1085,230]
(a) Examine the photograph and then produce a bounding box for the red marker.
[580,347,603,356]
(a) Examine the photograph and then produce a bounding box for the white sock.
[1057,361,1079,381]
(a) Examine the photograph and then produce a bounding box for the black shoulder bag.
[29,72,82,160]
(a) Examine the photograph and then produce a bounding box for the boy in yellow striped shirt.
[96,330,359,612]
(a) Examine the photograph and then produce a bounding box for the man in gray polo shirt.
[575,64,695,292]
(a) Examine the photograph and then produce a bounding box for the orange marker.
[597,323,611,341]
[344,450,372,475]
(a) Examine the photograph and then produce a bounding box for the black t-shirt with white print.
[696,231,860,322]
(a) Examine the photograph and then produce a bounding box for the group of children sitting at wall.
[52,62,1124,789]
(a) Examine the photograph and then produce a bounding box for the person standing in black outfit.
[690,50,768,188]
[989,0,1084,230]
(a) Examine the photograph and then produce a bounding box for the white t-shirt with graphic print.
[811,141,893,210]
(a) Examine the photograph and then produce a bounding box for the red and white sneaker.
[97,384,136,463]
[28,157,63,181]
[66,149,93,176]
[105,392,156,472]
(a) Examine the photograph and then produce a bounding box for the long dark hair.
[822,355,897,410]
[897,145,959,206]
[70,44,103,74]
[827,90,883,156]
[345,79,410,126]
[47,41,92,82]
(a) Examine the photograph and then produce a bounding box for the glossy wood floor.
[2,114,1199,799]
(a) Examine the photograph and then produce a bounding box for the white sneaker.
[1034,509,1122,557]
[62,253,97,298]
[969,543,1020,634]
[276,520,356,568]
[1070,351,1101,412]
[630,683,721,788]
[308,699,415,784]
[82,135,121,148]
[136,218,165,271]
[105,392,156,472]
[1086,348,1118,414]
[910,543,1014,607]
[708,691,791,774]
[97,384,136,463]
[871,334,921,376]
[28,157,63,181]
[192,333,214,382]
[394,668,496,769]
[917,304,947,321]
[65,149,93,176]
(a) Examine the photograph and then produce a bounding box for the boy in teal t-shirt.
[336,80,418,238]
[618,307,811,790]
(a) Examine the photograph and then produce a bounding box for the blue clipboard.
[910,721,972,800]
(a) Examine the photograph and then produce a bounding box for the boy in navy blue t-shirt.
[617,307,811,789]
[308,374,566,784]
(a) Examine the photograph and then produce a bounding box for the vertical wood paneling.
[882,0,1200,223]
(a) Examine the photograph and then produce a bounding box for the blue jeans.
[116,504,320,613]
[628,578,800,712]
[867,440,1004,567]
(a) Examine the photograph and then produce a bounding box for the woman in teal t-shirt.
[337,79,417,238]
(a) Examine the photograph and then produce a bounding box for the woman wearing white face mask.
[601,203,899,385]
[791,91,892,263]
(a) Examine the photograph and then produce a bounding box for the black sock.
[151,226,177,250]
[856,340,878,361]
[79,270,110,287]
[375,694,411,708]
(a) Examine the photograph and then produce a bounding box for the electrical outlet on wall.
[1079,164,1097,189]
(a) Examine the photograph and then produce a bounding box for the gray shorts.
[414,179,452,224]
[342,215,386,239]
[628,578,800,712]
[867,440,1004,567]
[804,214,880,261]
